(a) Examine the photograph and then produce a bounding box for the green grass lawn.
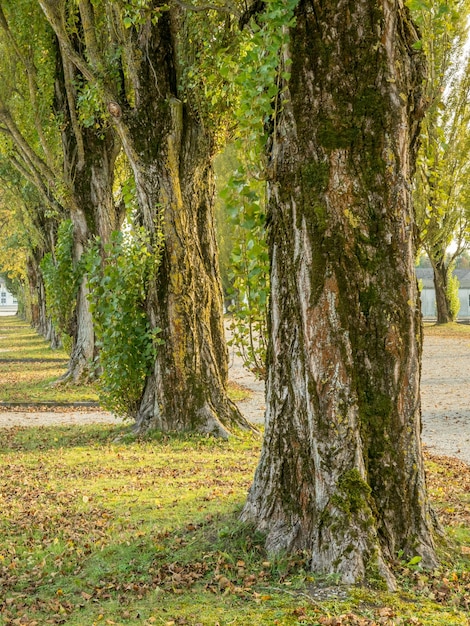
[0,315,469,625]
[0,425,469,625]
[0,316,99,404]
[0,316,250,406]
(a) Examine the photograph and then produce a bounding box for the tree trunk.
[26,255,41,329]
[242,0,438,586]
[109,11,253,437]
[431,257,453,324]
[55,42,122,382]
[63,132,121,382]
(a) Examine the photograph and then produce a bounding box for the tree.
[242,0,438,586]
[52,31,122,380]
[411,0,470,323]
[0,1,122,379]
[0,159,59,340]
[40,0,253,435]
[0,0,63,334]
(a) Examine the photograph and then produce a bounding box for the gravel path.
[420,335,470,464]
[1,332,469,466]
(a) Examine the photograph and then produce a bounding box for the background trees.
[0,0,124,380]
[411,0,470,323]
[0,0,62,333]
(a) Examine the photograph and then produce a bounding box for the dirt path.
[1,333,469,466]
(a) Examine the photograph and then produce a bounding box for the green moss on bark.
[332,468,373,518]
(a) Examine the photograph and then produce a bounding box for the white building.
[0,277,18,312]
[416,268,470,319]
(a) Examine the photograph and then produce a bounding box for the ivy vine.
[40,219,81,354]
[84,226,164,419]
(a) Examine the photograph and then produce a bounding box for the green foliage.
[217,150,269,378]
[230,0,296,145]
[212,0,297,377]
[85,227,163,419]
[40,220,81,353]
[410,0,470,268]
[446,265,461,321]
[75,79,102,128]
[409,0,470,321]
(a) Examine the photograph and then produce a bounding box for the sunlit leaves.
[218,152,269,378]
[410,0,470,320]
[84,226,163,418]
[40,219,81,353]
[212,0,297,376]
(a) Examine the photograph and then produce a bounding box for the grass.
[0,315,469,625]
[0,316,250,406]
[0,316,98,404]
[423,321,470,339]
[0,426,469,625]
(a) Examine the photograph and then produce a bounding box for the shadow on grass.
[0,423,130,453]
[0,423,248,454]
[0,495,290,626]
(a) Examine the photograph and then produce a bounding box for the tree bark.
[26,255,41,330]
[63,130,121,382]
[107,10,253,436]
[242,0,438,586]
[25,235,60,348]
[38,1,253,432]
[430,257,453,324]
[54,41,122,382]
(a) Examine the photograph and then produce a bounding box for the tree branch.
[58,43,86,169]
[38,0,101,88]
[78,0,102,69]
[0,5,57,169]
[0,101,57,188]
[7,154,62,217]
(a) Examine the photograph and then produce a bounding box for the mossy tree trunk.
[27,249,59,346]
[242,0,438,586]
[26,254,42,331]
[62,127,120,382]
[54,40,122,382]
[108,11,252,437]
[23,204,61,347]
[39,1,253,435]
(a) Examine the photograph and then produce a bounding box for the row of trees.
[0,0,464,586]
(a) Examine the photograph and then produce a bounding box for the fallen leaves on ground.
[0,424,469,625]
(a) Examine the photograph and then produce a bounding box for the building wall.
[420,288,436,318]
[420,287,470,319]
[0,279,18,308]
[458,289,470,318]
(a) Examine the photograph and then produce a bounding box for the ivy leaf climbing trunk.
[242,0,438,586]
